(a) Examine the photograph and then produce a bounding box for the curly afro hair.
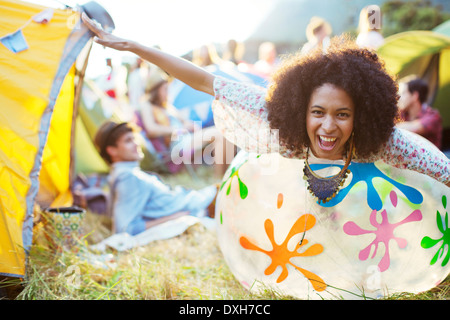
[266,35,399,159]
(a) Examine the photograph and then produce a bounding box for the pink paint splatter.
[343,191,422,272]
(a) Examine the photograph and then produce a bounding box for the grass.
[18,214,289,300]
[2,165,449,300]
[8,165,291,300]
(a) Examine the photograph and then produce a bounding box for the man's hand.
[81,12,133,51]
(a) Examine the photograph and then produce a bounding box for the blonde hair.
[192,44,222,67]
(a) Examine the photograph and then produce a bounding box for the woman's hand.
[81,12,133,51]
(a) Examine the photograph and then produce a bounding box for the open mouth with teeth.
[318,135,338,151]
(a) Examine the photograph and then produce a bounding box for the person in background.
[97,57,118,98]
[192,44,222,68]
[356,6,384,50]
[397,78,443,149]
[300,16,332,55]
[94,120,217,235]
[253,41,279,79]
[222,39,244,66]
[127,57,148,113]
[137,67,232,177]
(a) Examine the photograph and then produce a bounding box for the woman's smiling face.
[306,83,355,160]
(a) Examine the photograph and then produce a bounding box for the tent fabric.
[377,30,450,129]
[377,31,449,75]
[74,79,131,175]
[433,20,450,37]
[0,0,91,277]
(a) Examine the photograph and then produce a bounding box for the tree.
[382,0,450,37]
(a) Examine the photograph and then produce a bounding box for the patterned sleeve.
[375,127,450,184]
[212,76,300,158]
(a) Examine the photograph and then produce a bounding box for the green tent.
[377,22,450,149]
[75,79,119,175]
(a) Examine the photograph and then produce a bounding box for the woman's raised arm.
[81,12,215,96]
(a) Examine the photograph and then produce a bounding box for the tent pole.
[69,39,93,194]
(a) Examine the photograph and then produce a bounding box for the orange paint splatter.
[240,214,326,292]
[277,193,283,209]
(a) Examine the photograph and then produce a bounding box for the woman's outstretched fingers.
[81,12,130,50]
[81,12,103,36]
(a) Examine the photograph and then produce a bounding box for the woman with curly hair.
[266,38,397,160]
[82,13,449,195]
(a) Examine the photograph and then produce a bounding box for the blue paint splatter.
[309,162,423,210]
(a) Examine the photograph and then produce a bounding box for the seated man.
[397,78,443,149]
[94,121,217,235]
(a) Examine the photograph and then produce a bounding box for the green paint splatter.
[421,195,450,267]
[238,177,248,199]
[220,159,249,200]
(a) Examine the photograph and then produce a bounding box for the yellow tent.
[0,0,110,278]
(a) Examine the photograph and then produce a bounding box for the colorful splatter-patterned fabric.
[212,76,450,184]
